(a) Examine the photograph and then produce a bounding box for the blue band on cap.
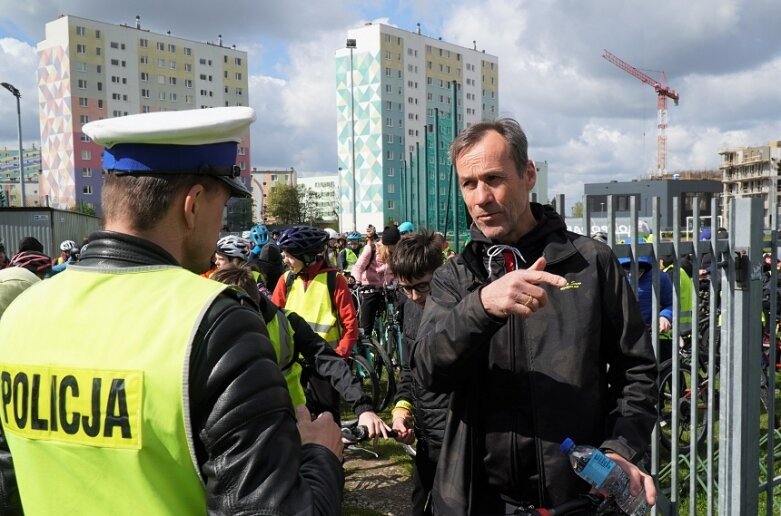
[103,142,237,172]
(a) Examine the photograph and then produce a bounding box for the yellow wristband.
[394,400,414,413]
[392,408,412,421]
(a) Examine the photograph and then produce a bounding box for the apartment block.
[0,147,42,207]
[720,141,781,228]
[335,23,498,233]
[36,15,251,214]
[298,175,339,223]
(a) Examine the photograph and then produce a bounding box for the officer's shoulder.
[216,285,260,312]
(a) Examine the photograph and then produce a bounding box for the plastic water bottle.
[560,438,649,516]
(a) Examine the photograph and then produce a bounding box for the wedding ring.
[524,294,534,308]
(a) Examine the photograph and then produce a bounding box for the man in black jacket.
[0,108,343,514]
[411,118,657,515]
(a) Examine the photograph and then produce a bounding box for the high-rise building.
[36,15,251,214]
[335,23,498,235]
[720,140,781,228]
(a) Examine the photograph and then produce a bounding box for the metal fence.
[555,194,780,516]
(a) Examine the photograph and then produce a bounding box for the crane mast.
[602,49,680,176]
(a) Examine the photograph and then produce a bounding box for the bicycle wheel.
[361,337,396,411]
[340,354,380,419]
[385,323,401,368]
[657,358,708,453]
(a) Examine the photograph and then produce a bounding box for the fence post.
[718,197,763,514]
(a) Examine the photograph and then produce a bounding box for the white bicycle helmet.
[60,240,77,252]
[324,228,339,240]
[216,235,250,260]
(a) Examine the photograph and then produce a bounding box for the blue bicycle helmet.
[346,231,362,242]
[398,221,414,234]
[278,226,329,264]
[249,224,269,246]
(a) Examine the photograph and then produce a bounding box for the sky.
[0,0,779,210]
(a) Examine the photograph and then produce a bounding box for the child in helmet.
[272,226,359,421]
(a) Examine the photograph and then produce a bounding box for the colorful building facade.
[36,15,251,214]
[335,23,498,236]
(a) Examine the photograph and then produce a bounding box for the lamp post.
[346,38,357,232]
[1,82,25,207]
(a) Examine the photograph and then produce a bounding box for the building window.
[78,97,88,107]
[388,167,395,177]
[386,151,394,160]
[388,183,395,194]
[81,150,91,160]
[97,99,103,108]
[168,77,177,85]
[170,61,176,69]
[156,42,165,51]
[77,79,87,89]
[110,41,119,49]
[95,47,101,56]
[184,63,192,72]
[388,200,395,209]
[80,133,90,142]
[140,55,148,65]
[141,105,150,113]
[386,117,393,127]
[236,87,243,96]
[83,185,93,195]
[185,95,193,104]
[184,47,191,55]
[235,57,242,65]
[385,67,391,77]
[157,58,166,68]
[82,167,92,177]
[159,91,166,101]
[387,134,394,143]
[385,50,391,60]
[235,72,242,80]
[77,44,87,54]
[76,26,86,36]
[167,44,176,53]
[140,38,148,48]
[141,88,150,98]
[75,62,87,72]
[140,72,149,81]
[169,92,177,102]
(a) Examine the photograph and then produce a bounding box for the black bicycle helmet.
[278,226,329,264]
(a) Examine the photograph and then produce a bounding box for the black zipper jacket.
[411,204,657,514]
[0,230,343,515]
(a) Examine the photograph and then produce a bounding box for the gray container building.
[0,208,101,257]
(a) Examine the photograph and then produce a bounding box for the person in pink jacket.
[351,225,399,337]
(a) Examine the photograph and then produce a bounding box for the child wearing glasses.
[388,230,447,516]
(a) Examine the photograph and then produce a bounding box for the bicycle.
[499,493,620,515]
[375,283,404,370]
[341,422,398,460]
[348,285,397,412]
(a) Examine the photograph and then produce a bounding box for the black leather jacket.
[412,205,657,514]
[394,296,449,462]
[0,230,343,515]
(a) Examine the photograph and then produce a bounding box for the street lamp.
[346,38,357,232]
[1,82,25,207]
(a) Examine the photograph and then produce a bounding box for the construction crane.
[602,49,680,176]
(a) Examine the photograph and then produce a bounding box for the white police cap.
[82,106,255,198]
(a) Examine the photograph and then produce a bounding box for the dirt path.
[343,449,413,515]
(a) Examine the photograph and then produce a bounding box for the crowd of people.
[0,107,660,515]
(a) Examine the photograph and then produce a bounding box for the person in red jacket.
[272,226,359,421]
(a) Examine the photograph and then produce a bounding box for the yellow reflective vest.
[266,308,306,408]
[283,271,341,349]
[0,265,227,515]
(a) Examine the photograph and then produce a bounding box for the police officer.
[0,107,343,515]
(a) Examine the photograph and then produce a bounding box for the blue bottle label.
[579,449,614,488]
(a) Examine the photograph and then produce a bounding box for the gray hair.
[449,118,529,177]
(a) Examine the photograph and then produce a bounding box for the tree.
[571,201,583,218]
[266,184,303,224]
[300,186,321,224]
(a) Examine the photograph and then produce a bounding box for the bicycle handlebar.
[341,424,397,444]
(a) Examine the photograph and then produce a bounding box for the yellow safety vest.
[663,264,693,327]
[343,248,359,272]
[283,271,341,348]
[0,265,227,515]
[266,309,306,408]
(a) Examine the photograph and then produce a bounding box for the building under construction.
[720,140,781,228]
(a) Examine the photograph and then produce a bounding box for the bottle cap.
[560,437,575,453]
